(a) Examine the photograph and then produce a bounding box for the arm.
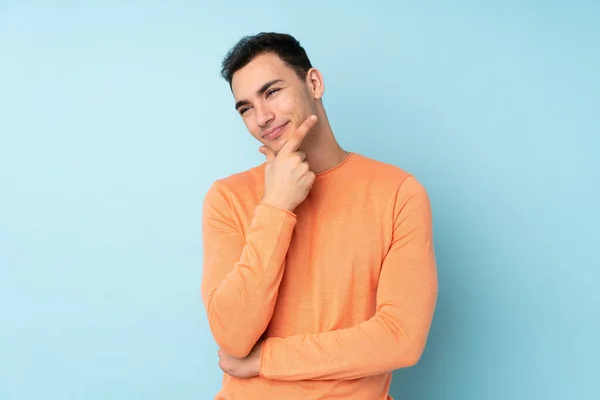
[259,176,438,381]
[201,181,297,358]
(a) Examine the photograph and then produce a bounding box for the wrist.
[256,340,266,377]
[261,196,293,212]
[253,352,261,376]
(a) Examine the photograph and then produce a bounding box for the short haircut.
[220,32,313,86]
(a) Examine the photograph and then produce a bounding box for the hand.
[218,341,262,379]
[259,115,318,212]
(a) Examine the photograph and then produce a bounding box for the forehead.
[231,53,296,98]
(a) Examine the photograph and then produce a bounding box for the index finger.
[259,145,275,162]
[279,115,318,155]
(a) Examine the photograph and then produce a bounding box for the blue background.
[1,1,598,399]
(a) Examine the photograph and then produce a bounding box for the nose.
[254,103,275,127]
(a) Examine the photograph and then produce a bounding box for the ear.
[305,68,325,100]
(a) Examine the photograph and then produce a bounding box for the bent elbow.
[390,347,422,370]
[206,303,256,358]
[391,335,427,369]
[208,317,256,358]
[404,347,423,367]
[205,294,270,358]
[214,333,255,358]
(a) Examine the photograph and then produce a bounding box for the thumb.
[259,146,275,162]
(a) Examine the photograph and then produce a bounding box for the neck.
[301,111,351,174]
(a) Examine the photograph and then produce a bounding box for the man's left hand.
[218,342,262,378]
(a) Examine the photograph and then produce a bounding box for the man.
[201,32,438,399]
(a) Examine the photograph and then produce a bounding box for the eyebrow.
[235,79,284,110]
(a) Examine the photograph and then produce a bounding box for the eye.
[266,88,280,97]
[239,106,251,115]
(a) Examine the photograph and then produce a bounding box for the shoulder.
[349,153,431,207]
[351,153,423,188]
[203,163,265,208]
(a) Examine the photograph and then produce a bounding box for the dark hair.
[220,32,313,86]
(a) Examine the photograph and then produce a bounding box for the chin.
[272,142,286,154]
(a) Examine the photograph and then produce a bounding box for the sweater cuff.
[257,201,297,219]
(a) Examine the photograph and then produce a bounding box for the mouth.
[262,122,289,140]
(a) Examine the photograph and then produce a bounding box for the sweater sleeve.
[201,181,297,358]
[259,176,438,381]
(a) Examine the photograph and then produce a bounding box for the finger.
[301,171,316,186]
[296,151,306,161]
[279,115,318,155]
[299,161,310,173]
[259,145,275,162]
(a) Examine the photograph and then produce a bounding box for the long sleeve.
[201,180,297,358]
[259,176,438,381]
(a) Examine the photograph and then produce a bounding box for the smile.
[262,122,289,140]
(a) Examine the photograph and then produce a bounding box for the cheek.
[280,96,307,126]
[242,117,262,141]
[280,95,297,111]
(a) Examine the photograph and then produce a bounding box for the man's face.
[231,52,317,153]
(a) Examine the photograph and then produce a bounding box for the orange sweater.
[201,152,438,399]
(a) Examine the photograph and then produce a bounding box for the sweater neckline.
[315,152,355,180]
